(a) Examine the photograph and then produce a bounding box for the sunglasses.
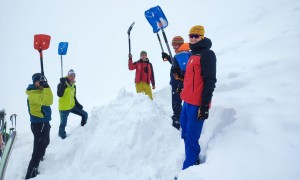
[189,34,200,39]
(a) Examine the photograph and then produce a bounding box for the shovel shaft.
[61,55,63,77]
[39,50,44,75]
[161,28,173,64]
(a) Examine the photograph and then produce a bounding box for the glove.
[171,66,181,75]
[60,77,66,84]
[39,80,49,88]
[172,67,184,81]
[128,53,132,59]
[162,52,170,61]
[198,104,209,120]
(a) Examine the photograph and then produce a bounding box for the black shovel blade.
[127,22,135,35]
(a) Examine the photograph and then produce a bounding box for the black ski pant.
[171,80,183,120]
[25,122,50,179]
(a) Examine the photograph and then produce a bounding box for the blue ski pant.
[180,102,204,170]
[59,105,88,135]
[25,122,50,179]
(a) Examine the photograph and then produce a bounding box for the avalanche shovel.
[34,34,51,76]
[58,42,69,77]
[127,22,135,54]
[145,6,173,63]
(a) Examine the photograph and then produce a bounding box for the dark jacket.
[181,37,217,106]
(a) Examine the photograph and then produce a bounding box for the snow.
[1,0,300,179]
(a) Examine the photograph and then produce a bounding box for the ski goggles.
[189,34,200,39]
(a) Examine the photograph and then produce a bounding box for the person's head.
[67,69,76,83]
[189,25,205,44]
[140,51,148,61]
[32,73,43,89]
[172,36,184,51]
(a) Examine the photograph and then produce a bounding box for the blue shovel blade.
[145,5,168,33]
[58,42,69,55]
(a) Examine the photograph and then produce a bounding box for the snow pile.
[6,89,185,179]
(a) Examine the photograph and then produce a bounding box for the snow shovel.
[34,34,51,76]
[145,5,173,61]
[58,42,69,77]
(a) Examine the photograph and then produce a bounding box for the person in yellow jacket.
[57,69,88,139]
[25,73,53,179]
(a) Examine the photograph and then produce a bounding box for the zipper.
[192,66,195,91]
[140,62,143,82]
[40,122,45,132]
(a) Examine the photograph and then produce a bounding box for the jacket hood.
[176,43,190,53]
[189,37,212,54]
[62,76,76,86]
[26,84,38,91]
[26,84,38,95]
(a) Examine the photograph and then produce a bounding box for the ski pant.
[171,80,183,120]
[59,105,88,136]
[136,82,153,100]
[180,102,204,170]
[25,122,50,179]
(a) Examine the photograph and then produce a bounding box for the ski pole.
[10,114,17,132]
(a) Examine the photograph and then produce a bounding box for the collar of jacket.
[189,37,212,54]
[63,77,76,87]
[26,84,39,91]
[138,58,149,62]
[176,43,190,53]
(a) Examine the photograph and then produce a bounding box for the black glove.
[171,67,181,76]
[39,80,49,88]
[129,53,132,59]
[60,77,66,84]
[162,52,170,61]
[198,104,209,120]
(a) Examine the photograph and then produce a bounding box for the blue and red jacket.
[169,43,191,85]
[128,59,155,86]
[181,38,217,106]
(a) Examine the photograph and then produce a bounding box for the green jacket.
[26,84,53,123]
[57,78,76,111]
